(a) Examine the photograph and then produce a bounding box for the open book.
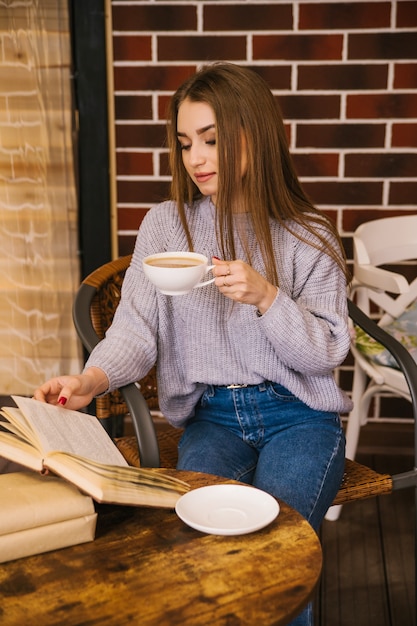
[0,396,189,508]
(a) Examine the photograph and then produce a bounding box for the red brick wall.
[110,0,417,419]
[110,0,417,260]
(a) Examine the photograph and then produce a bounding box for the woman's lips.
[195,172,215,183]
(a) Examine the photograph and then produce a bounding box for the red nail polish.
[213,256,221,260]
[58,396,67,406]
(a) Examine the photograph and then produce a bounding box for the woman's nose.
[189,145,205,167]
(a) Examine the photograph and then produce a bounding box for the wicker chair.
[72,255,417,510]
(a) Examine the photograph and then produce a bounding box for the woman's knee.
[177,421,257,482]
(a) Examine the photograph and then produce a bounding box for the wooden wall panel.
[0,0,82,395]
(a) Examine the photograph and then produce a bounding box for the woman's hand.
[212,257,278,315]
[33,367,109,410]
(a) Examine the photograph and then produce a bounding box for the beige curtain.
[0,0,82,395]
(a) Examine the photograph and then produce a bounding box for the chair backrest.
[353,214,417,323]
[72,255,159,422]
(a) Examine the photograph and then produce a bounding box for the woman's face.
[177,99,219,203]
[177,98,247,205]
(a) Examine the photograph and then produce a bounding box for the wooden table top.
[0,470,322,626]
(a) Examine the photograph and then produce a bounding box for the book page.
[0,432,44,472]
[12,396,128,467]
[0,407,42,449]
[48,451,189,490]
[46,452,189,508]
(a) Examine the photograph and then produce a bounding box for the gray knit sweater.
[86,196,353,426]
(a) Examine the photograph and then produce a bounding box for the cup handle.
[194,264,215,289]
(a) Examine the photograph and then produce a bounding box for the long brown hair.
[167,62,348,285]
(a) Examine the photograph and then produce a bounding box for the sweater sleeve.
[83,208,172,391]
[258,230,351,376]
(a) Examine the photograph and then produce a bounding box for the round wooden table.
[0,470,322,625]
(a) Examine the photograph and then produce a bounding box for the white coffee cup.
[143,251,215,295]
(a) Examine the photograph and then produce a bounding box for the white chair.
[326,214,417,522]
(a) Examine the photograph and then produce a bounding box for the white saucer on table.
[175,484,279,536]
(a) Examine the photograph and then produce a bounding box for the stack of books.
[0,471,97,563]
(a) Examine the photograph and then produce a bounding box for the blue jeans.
[177,382,346,626]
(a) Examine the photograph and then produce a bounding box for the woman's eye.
[180,144,191,151]
[206,139,216,146]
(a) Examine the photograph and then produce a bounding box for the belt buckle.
[226,384,248,389]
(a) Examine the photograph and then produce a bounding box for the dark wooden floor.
[314,423,415,626]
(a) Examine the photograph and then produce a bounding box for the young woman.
[35,62,352,625]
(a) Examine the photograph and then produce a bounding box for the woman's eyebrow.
[177,123,215,138]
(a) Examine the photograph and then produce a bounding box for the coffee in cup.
[143,251,215,295]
